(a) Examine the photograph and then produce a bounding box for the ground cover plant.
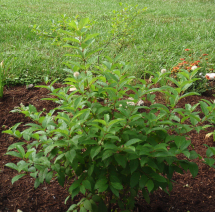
[2,17,215,212]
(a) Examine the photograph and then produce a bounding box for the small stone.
[17,209,23,212]
[42,187,47,190]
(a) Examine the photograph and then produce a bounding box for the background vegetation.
[1,0,215,85]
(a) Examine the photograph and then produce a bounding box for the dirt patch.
[0,84,215,212]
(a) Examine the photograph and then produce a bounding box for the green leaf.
[139,175,149,189]
[102,150,114,160]
[39,168,48,183]
[78,17,89,29]
[11,174,26,184]
[110,185,119,197]
[129,159,139,174]
[189,150,199,159]
[93,119,106,126]
[150,172,166,182]
[82,180,91,190]
[94,178,108,192]
[45,171,53,184]
[16,145,25,158]
[111,182,123,190]
[90,146,101,159]
[80,185,86,195]
[30,171,38,178]
[58,172,65,187]
[130,172,140,188]
[65,149,76,164]
[80,207,87,212]
[5,163,18,171]
[7,142,25,151]
[84,199,92,211]
[204,158,215,167]
[146,179,154,193]
[72,187,80,200]
[6,151,22,158]
[88,165,94,176]
[142,188,150,203]
[200,101,209,115]
[114,154,127,168]
[125,138,141,146]
[189,162,198,177]
[34,178,41,189]
[67,204,77,212]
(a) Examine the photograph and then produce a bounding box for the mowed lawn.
[1,0,215,84]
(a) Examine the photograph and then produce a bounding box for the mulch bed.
[1,84,215,212]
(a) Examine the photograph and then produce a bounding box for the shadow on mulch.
[0,84,215,212]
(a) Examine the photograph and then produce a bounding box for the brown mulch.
[0,84,215,212]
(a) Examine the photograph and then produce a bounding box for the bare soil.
[0,84,215,212]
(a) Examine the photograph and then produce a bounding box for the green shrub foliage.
[4,15,215,212]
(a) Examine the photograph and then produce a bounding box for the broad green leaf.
[146,179,154,193]
[65,149,76,164]
[94,178,108,192]
[11,174,26,184]
[200,101,209,115]
[111,182,123,190]
[80,185,86,195]
[38,168,48,183]
[129,159,139,174]
[93,119,106,126]
[204,158,215,167]
[45,171,53,184]
[34,178,41,189]
[139,175,149,189]
[189,162,198,177]
[80,206,87,212]
[82,180,91,190]
[67,204,77,212]
[90,146,101,159]
[189,150,199,159]
[88,165,94,176]
[78,18,89,29]
[5,163,18,171]
[7,142,25,151]
[142,188,150,203]
[30,171,38,178]
[150,172,166,182]
[84,199,92,211]
[110,185,119,197]
[130,172,140,188]
[114,154,127,168]
[6,151,22,158]
[125,138,141,147]
[102,150,114,160]
[16,145,25,158]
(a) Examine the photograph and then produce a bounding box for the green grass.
[1,0,215,85]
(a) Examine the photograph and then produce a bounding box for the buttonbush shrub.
[4,15,215,212]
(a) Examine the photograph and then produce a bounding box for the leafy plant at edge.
[0,60,4,98]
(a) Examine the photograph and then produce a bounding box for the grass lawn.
[1,0,215,85]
